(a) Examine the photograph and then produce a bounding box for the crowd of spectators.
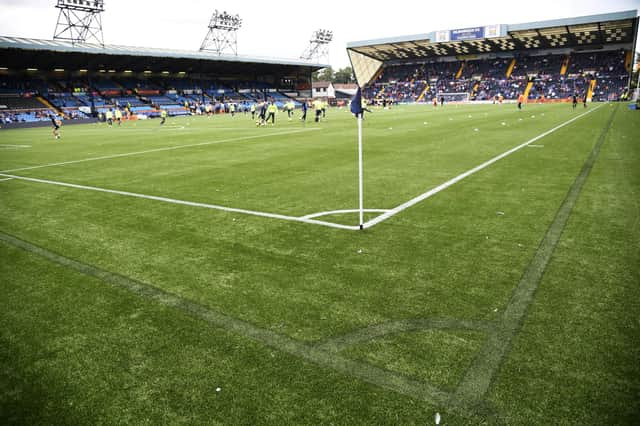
[0,109,58,124]
[367,50,630,103]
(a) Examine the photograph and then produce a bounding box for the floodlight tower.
[300,29,333,63]
[53,0,105,46]
[200,10,242,55]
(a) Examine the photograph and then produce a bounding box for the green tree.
[334,66,354,84]
[312,66,334,82]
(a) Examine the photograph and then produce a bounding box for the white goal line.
[0,173,360,231]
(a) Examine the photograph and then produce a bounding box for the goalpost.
[436,92,470,103]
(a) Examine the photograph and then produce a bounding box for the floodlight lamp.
[57,0,104,12]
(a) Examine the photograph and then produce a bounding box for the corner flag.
[350,87,363,116]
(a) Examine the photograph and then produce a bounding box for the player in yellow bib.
[114,108,123,126]
[266,102,277,126]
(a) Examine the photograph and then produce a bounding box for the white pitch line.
[0,144,31,148]
[0,128,320,174]
[301,209,390,220]
[0,173,360,231]
[363,105,603,230]
[0,177,14,182]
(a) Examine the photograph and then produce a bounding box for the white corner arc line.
[301,209,390,220]
[0,128,320,174]
[363,105,603,230]
[0,173,360,231]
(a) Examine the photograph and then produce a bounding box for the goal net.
[436,92,470,103]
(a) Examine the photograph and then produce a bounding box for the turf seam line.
[0,173,360,231]
[0,231,460,410]
[0,128,320,174]
[451,103,618,408]
[363,105,603,229]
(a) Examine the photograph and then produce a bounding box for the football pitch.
[1,103,638,424]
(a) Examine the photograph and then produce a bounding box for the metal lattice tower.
[200,10,242,55]
[300,29,333,63]
[53,0,105,46]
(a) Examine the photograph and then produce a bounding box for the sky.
[0,0,638,68]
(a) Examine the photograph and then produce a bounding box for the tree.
[334,66,355,84]
[312,66,334,82]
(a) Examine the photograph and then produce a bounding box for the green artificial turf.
[1,102,638,424]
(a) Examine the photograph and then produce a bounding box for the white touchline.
[0,144,31,148]
[0,177,15,182]
[362,105,603,230]
[0,173,360,231]
[0,128,320,174]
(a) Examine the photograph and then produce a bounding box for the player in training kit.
[285,100,294,120]
[51,114,61,140]
[517,93,524,110]
[266,101,277,126]
[105,108,113,126]
[300,99,308,122]
[160,109,167,125]
[250,103,256,120]
[572,94,578,109]
[313,99,323,122]
[114,108,123,125]
[258,102,267,126]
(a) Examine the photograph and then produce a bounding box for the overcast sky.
[0,0,638,68]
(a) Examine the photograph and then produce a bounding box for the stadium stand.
[350,11,636,104]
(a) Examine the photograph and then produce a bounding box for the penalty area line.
[0,173,359,231]
[363,104,603,230]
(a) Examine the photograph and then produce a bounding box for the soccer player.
[50,114,61,140]
[105,108,113,126]
[114,107,122,126]
[300,99,308,122]
[517,93,524,110]
[583,94,588,108]
[313,99,323,122]
[321,100,327,119]
[160,109,167,125]
[266,101,277,126]
[432,97,437,108]
[572,94,578,109]
[440,96,445,107]
[230,103,236,117]
[258,101,267,126]
[250,103,256,120]
[285,100,294,120]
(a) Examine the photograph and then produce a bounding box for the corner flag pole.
[358,114,364,230]
[350,86,365,230]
